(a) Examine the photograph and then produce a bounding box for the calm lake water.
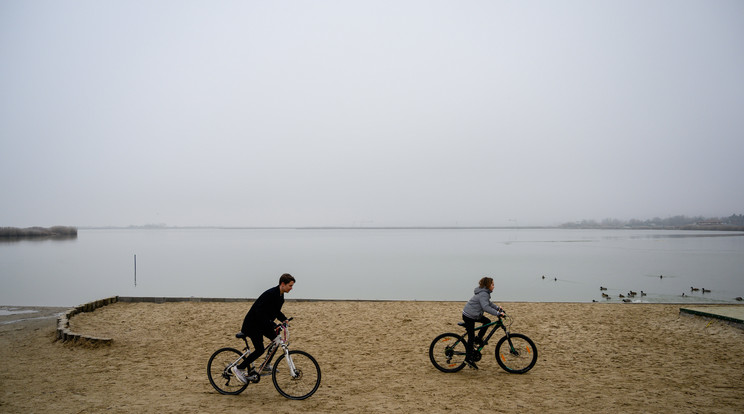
[1,228,743,307]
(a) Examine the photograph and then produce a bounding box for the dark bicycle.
[429,312,537,374]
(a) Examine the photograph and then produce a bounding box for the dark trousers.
[237,323,277,370]
[462,314,491,359]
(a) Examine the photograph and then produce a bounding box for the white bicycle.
[207,318,321,400]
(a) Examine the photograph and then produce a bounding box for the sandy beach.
[1,301,743,413]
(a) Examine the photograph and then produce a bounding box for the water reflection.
[0,234,78,244]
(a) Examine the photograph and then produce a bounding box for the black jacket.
[241,285,287,333]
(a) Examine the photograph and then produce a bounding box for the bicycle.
[207,318,321,400]
[429,312,537,374]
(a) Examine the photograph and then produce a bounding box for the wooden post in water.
[134,254,137,287]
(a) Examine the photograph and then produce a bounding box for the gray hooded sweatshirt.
[462,287,503,319]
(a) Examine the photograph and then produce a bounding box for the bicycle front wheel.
[207,347,249,395]
[495,333,537,374]
[429,333,467,373]
[272,350,321,400]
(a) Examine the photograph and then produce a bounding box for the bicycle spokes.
[429,333,468,373]
[272,350,321,400]
[207,348,250,395]
[495,333,538,374]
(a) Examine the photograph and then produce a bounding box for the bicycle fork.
[262,341,299,378]
[503,332,520,356]
[280,345,300,378]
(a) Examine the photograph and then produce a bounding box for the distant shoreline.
[76,225,744,232]
[5,224,743,234]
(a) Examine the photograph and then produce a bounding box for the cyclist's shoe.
[231,366,248,384]
[465,359,479,370]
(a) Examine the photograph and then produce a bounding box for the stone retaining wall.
[56,297,118,344]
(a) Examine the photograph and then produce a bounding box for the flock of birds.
[682,286,711,297]
[542,274,743,302]
[597,286,647,302]
[597,285,743,302]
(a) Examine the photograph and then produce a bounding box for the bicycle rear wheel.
[207,347,249,395]
[429,333,467,373]
[272,350,321,400]
[494,333,537,374]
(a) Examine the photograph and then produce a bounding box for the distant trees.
[0,226,78,238]
[727,214,744,225]
[560,214,744,230]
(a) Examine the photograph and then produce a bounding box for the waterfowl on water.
[601,293,609,298]
[702,288,711,293]
[600,286,607,291]
[619,294,625,298]
[640,291,647,296]
[628,290,637,296]
[622,299,632,303]
[691,287,699,292]
[736,297,743,301]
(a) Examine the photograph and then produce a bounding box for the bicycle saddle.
[236,332,247,339]
[457,322,466,327]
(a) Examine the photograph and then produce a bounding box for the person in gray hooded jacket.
[461,276,505,369]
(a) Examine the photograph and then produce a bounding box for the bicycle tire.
[429,333,467,373]
[494,333,537,374]
[207,347,250,395]
[272,350,321,400]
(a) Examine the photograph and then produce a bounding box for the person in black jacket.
[232,273,295,383]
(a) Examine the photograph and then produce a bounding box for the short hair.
[478,277,493,289]
[279,273,295,285]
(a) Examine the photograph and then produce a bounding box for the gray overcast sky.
[2,1,743,227]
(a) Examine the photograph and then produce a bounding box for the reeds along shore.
[0,226,77,238]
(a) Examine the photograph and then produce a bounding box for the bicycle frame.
[232,323,299,378]
[469,317,513,352]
